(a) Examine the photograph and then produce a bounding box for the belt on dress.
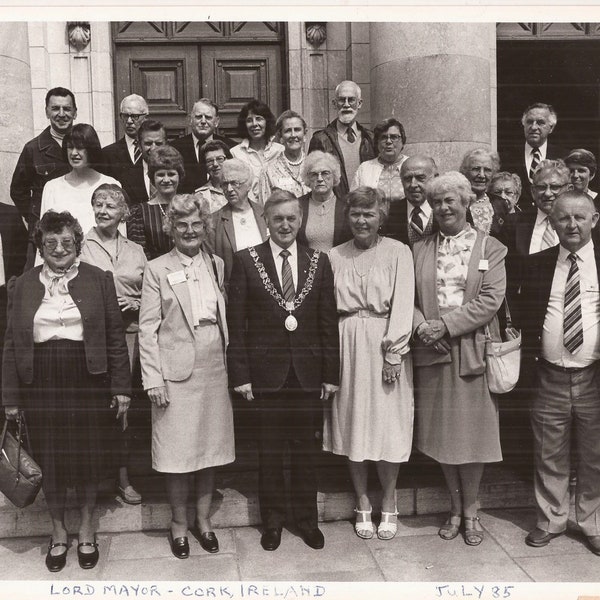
[342,309,389,319]
[540,358,597,374]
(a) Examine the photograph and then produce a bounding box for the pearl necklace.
[285,151,304,167]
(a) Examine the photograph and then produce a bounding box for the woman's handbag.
[0,413,42,508]
[480,236,521,394]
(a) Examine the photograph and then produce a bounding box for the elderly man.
[502,103,566,210]
[308,80,375,197]
[227,189,339,552]
[516,190,600,556]
[208,158,268,283]
[102,94,149,187]
[172,98,236,193]
[10,87,76,264]
[385,154,438,246]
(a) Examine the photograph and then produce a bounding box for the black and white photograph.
[0,3,600,599]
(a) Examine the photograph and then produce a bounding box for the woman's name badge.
[478,260,489,271]
[167,271,187,286]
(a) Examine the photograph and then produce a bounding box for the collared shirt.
[336,119,358,139]
[529,208,559,255]
[191,132,214,162]
[34,261,83,343]
[542,240,600,367]
[196,182,227,214]
[143,160,151,197]
[125,135,137,164]
[269,238,298,292]
[175,249,218,326]
[407,200,432,226]
[525,140,548,182]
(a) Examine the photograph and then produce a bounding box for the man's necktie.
[540,218,556,250]
[563,253,583,353]
[410,207,424,236]
[280,250,295,302]
[197,140,202,163]
[346,126,356,143]
[529,148,541,181]
[132,139,141,164]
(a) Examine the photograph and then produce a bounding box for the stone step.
[0,462,536,539]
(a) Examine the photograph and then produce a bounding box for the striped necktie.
[280,250,295,302]
[540,217,556,250]
[410,207,424,236]
[132,139,141,164]
[529,148,541,182]
[563,253,583,353]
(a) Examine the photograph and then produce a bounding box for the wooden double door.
[113,22,286,141]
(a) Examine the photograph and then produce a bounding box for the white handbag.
[481,236,521,394]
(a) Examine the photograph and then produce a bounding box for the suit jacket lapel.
[517,211,536,256]
[256,241,284,297]
[221,206,237,251]
[538,246,560,309]
[296,245,311,294]
[164,249,195,333]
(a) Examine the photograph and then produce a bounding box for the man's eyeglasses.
[43,238,75,251]
[335,97,358,107]
[120,113,147,122]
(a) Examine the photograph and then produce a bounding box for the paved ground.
[1,508,598,600]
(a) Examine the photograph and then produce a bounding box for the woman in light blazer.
[139,194,234,558]
[412,172,506,547]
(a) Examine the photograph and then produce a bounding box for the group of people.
[1,79,599,575]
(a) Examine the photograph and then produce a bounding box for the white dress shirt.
[529,209,559,255]
[407,200,432,225]
[542,240,600,367]
[125,135,137,164]
[525,140,548,182]
[269,238,298,292]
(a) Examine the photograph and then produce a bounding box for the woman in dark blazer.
[297,150,352,251]
[3,211,131,573]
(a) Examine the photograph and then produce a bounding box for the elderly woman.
[208,158,268,283]
[39,123,121,235]
[488,171,522,217]
[297,150,352,252]
[412,172,506,546]
[139,194,234,558]
[196,140,233,213]
[258,109,311,204]
[80,183,147,505]
[351,118,408,204]
[564,148,598,202]
[3,211,131,572]
[459,148,501,236]
[127,145,184,260]
[324,187,414,541]
[231,99,284,198]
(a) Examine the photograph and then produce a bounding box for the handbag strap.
[0,419,8,450]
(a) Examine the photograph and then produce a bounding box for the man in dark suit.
[501,103,566,211]
[102,94,149,199]
[385,154,438,246]
[172,98,236,194]
[308,80,375,198]
[227,189,339,552]
[500,159,572,308]
[516,191,600,556]
[10,87,76,265]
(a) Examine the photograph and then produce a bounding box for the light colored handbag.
[481,236,521,394]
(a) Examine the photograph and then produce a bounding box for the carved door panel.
[114,45,200,140]
[200,45,283,138]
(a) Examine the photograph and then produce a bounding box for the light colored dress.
[258,152,310,205]
[324,236,415,462]
[40,172,122,235]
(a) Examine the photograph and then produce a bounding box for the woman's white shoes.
[354,508,374,539]
[377,509,399,540]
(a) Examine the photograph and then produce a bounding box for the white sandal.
[377,509,399,540]
[354,508,374,539]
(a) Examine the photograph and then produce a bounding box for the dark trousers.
[257,368,319,531]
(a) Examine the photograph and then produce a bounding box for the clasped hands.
[416,319,451,354]
[233,382,339,402]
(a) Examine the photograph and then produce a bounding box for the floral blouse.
[469,194,494,235]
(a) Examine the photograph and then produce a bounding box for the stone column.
[369,23,496,172]
[0,23,33,203]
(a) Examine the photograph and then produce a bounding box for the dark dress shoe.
[299,527,324,550]
[587,535,600,555]
[525,528,563,547]
[199,531,219,554]
[260,528,282,551]
[45,540,68,573]
[77,539,99,570]
[168,533,190,559]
